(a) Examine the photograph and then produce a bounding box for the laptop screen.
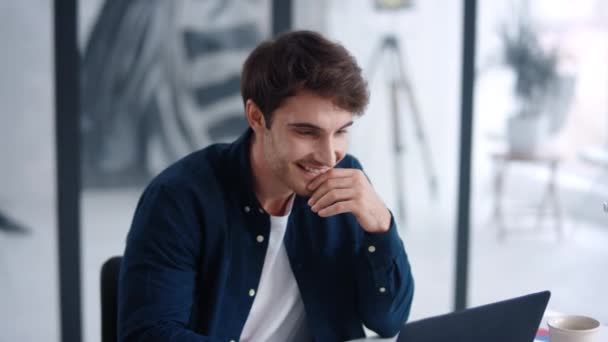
[398,291,550,342]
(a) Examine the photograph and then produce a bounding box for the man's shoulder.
[336,154,364,170]
[147,142,231,192]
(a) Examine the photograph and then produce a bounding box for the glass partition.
[0,1,59,340]
[471,0,608,323]
[319,0,463,319]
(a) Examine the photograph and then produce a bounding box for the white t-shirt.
[239,198,310,342]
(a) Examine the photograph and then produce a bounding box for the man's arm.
[306,157,414,337]
[118,183,220,341]
[354,215,414,337]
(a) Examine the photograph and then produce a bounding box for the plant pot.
[507,114,542,155]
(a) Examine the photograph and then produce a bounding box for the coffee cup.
[547,315,600,342]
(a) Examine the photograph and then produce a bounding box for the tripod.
[366,35,438,225]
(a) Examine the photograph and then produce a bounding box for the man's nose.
[317,137,337,167]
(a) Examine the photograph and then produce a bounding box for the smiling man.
[118,30,414,342]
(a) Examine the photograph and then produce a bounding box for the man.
[118,30,414,342]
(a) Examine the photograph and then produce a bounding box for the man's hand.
[307,168,391,234]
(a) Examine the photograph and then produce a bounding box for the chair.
[101,256,122,342]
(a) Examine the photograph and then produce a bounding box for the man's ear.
[245,99,267,134]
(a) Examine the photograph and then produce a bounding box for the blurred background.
[1,0,607,341]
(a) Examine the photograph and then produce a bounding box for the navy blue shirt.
[118,129,414,341]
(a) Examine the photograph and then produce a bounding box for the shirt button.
[256,235,264,243]
[244,206,251,213]
[249,289,256,297]
[379,287,386,293]
[229,340,235,342]
[258,207,264,214]
[368,245,376,253]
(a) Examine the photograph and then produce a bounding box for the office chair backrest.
[101,256,122,342]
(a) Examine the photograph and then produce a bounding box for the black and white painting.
[80,0,271,187]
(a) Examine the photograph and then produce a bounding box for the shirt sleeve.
[355,212,414,337]
[117,183,224,341]
[346,155,414,337]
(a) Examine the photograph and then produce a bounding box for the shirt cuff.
[359,213,404,297]
[360,212,403,271]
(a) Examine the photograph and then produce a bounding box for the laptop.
[398,291,551,342]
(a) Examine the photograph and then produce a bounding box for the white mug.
[548,315,601,342]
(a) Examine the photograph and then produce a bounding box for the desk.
[491,151,563,239]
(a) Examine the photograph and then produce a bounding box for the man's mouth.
[296,163,331,177]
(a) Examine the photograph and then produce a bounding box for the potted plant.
[499,12,561,154]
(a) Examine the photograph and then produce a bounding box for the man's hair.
[241,30,369,127]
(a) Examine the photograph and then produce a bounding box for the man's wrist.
[367,208,391,234]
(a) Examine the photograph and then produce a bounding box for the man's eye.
[336,130,348,135]
[298,130,316,136]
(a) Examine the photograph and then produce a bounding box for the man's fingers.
[317,200,356,217]
[307,168,354,191]
[310,188,356,213]
[308,177,353,206]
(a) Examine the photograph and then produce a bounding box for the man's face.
[260,90,354,197]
